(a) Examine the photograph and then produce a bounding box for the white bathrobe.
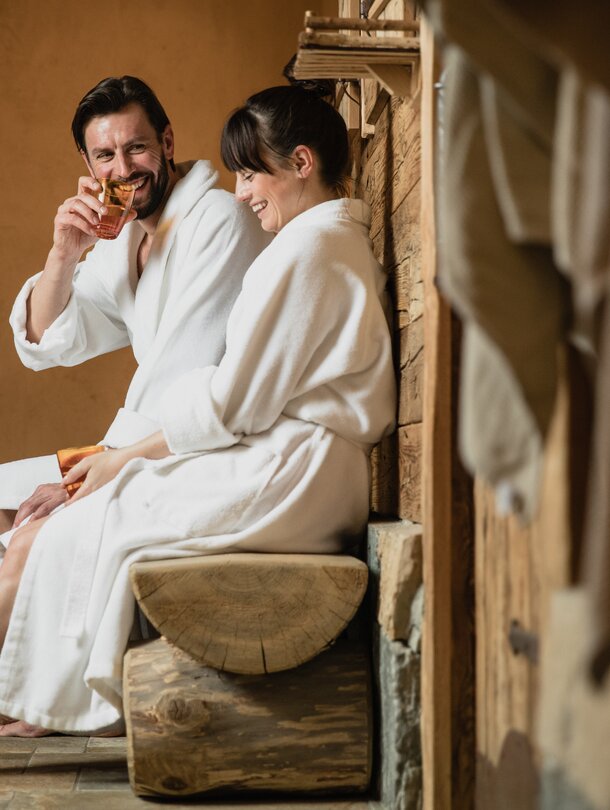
[1,159,270,507]
[0,197,396,732]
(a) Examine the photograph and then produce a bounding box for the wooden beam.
[420,15,453,810]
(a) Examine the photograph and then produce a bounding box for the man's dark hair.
[71,75,175,170]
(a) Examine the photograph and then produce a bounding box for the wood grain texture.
[370,433,399,517]
[398,422,422,523]
[124,638,372,797]
[399,314,424,425]
[129,553,368,675]
[359,27,421,525]
[420,17,454,810]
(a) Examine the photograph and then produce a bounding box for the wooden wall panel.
[475,368,571,810]
[362,93,422,522]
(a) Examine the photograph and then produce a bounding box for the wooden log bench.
[123,552,371,798]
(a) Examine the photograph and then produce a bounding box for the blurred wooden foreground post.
[123,552,372,797]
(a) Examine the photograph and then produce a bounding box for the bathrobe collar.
[279,197,372,235]
[132,160,219,355]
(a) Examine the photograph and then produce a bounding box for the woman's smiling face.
[234,161,304,234]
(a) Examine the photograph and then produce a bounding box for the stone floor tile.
[76,764,130,791]
[0,755,29,772]
[85,736,128,753]
[28,750,125,768]
[4,794,371,809]
[4,792,211,809]
[0,767,78,791]
[31,737,88,754]
[0,739,38,754]
[0,793,14,810]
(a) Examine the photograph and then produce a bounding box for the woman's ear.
[292,145,315,179]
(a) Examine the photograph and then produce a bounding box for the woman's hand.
[61,431,171,504]
[62,448,133,503]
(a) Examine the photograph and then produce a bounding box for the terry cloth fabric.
[2,160,271,509]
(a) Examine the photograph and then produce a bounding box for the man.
[0,75,270,533]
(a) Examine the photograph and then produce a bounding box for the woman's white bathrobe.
[0,198,396,732]
[1,160,269,507]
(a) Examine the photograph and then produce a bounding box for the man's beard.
[126,155,170,221]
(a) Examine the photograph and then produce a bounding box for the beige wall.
[0,0,333,464]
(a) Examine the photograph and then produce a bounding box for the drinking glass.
[95,179,136,240]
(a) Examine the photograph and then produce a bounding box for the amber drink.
[95,179,136,239]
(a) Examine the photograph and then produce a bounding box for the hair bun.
[282,56,335,100]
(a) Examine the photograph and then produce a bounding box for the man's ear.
[292,145,315,178]
[161,124,175,161]
[80,149,95,178]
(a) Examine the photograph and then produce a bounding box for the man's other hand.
[13,483,69,528]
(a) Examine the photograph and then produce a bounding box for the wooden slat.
[298,31,420,51]
[420,16,453,810]
[305,13,419,32]
[368,0,393,18]
[295,52,419,65]
[338,0,361,136]
[364,83,390,125]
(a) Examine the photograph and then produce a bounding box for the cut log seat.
[129,552,368,674]
[124,636,372,797]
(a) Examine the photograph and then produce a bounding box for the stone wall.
[368,522,423,810]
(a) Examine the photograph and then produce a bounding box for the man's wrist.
[46,244,80,273]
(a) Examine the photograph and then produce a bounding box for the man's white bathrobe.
[1,160,270,506]
[0,197,396,732]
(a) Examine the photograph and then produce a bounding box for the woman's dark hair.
[71,75,175,170]
[220,83,350,196]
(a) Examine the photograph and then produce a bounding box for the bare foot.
[0,720,53,737]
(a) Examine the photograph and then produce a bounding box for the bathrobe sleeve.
[158,230,383,454]
[10,251,130,372]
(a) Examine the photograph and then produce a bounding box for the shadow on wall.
[476,730,539,810]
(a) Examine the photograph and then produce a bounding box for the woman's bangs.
[221,110,272,175]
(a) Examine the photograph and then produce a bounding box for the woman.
[0,83,396,736]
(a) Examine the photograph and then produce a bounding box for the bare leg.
[0,510,17,534]
[0,516,48,648]
[0,516,53,737]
